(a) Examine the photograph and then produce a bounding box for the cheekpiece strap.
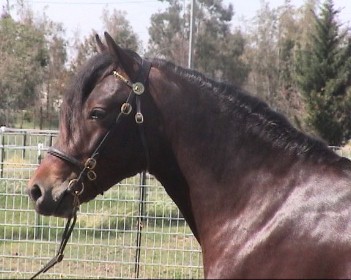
[113,60,151,124]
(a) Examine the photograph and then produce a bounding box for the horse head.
[27,32,162,218]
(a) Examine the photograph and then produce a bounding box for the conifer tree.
[295,0,351,146]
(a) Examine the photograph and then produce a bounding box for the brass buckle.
[85,158,97,181]
[121,103,132,115]
[85,158,97,170]
[135,113,144,124]
[132,82,145,95]
[67,179,84,196]
[87,170,97,181]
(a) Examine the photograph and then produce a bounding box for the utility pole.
[2,0,10,16]
[188,0,195,69]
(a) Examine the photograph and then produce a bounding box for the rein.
[31,59,152,279]
[30,193,79,279]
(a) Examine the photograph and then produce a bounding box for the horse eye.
[90,108,106,120]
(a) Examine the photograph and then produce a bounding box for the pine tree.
[295,0,351,146]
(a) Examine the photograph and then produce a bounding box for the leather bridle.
[31,59,152,279]
[49,59,152,194]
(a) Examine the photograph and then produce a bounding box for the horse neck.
[148,66,249,242]
[148,66,243,182]
[147,65,347,244]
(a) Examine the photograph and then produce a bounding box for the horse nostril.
[29,184,42,202]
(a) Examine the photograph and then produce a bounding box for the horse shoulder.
[205,156,351,278]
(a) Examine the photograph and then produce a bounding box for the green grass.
[1,225,202,279]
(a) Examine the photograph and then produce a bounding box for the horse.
[27,32,351,278]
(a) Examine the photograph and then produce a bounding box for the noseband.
[31,59,152,279]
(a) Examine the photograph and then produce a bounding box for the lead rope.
[31,60,151,279]
[30,192,80,279]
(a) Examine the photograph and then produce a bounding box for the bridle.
[49,59,152,190]
[31,59,152,279]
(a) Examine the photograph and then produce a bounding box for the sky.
[11,0,351,48]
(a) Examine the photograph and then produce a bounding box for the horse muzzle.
[27,177,77,218]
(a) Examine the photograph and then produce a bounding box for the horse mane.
[150,58,337,161]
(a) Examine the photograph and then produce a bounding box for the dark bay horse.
[28,32,351,278]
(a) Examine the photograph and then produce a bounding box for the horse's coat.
[28,32,351,278]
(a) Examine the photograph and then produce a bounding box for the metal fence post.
[37,143,43,164]
[49,133,54,147]
[22,131,27,159]
[0,126,6,178]
[134,171,147,278]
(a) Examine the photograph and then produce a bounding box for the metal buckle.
[84,158,97,181]
[87,170,97,181]
[84,158,97,170]
[67,179,84,196]
[132,82,145,95]
[135,113,144,124]
[121,103,132,115]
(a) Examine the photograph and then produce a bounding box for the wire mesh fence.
[0,127,203,279]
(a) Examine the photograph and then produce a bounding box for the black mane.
[151,58,337,161]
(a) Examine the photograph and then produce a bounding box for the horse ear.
[95,34,107,53]
[104,31,138,79]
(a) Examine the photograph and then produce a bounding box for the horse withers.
[27,32,351,278]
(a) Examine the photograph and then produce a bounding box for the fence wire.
[0,127,203,279]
